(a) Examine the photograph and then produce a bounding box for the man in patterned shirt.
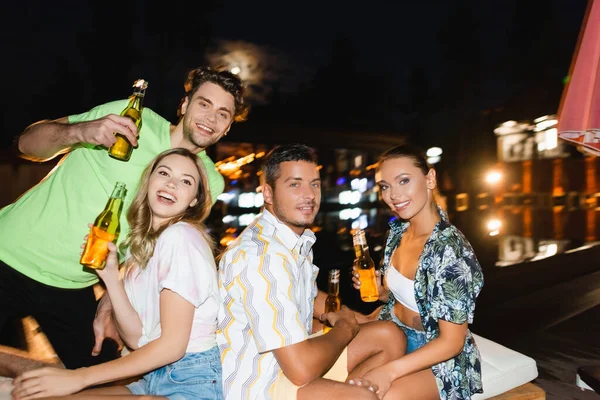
[217,144,405,400]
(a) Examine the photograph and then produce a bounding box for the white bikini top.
[386,265,419,313]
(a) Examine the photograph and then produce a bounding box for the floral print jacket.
[378,207,484,399]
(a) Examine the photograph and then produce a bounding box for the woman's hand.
[95,241,120,285]
[346,377,379,397]
[81,223,120,285]
[11,367,87,399]
[349,365,395,399]
[352,266,389,303]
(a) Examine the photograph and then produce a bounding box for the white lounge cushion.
[472,334,539,399]
[0,376,12,400]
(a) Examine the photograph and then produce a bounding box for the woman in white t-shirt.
[12,148,223,400]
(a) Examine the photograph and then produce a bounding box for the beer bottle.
[323,269,341,333]
[80,182,126,269]
[353,230,380,302]
[108,79,148,161]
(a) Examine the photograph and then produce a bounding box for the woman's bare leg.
[383,368,438,400]
[298,377,377,400]
[41,385,166,399]
[346,321,406,381]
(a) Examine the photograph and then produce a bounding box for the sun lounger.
[0,377,12,400]
[473,334,545,399]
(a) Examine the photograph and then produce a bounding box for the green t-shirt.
[0,100,224,289]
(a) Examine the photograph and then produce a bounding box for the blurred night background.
[2,1,600,397]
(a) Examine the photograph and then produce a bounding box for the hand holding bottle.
[321,305,360,339]
[80,225,120,284]
[108,79,148,161]
[352,230,380,302]
[71,114,139,149]
[352,266,389,303]
[80,182,125,270]
[95,241,120,285]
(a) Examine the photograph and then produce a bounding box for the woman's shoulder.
[435,221,474,251]
[157,222,215,260]
[158,222,207,244]
[427,222,480,269]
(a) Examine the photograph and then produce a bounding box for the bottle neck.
[327,279,339,296]
[354,244,371,260]
[129,92,145,110]
[104,197,123,213]
[110,183,126,200]
[327,270,340,295]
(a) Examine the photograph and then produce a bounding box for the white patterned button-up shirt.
[217,210,318,400]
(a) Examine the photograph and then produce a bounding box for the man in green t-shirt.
[0,66,248,374]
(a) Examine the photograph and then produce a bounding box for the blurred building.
[453,114,600,267]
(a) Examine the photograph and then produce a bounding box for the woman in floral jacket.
[352,144,484,400]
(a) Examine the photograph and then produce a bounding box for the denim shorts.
[390,312,427,354]
[127,345,223,400]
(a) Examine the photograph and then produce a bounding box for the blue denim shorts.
[390,313,427,354]
[126,346,223,400]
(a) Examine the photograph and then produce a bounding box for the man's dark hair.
[261,144,318,188]
[178,66,249,122]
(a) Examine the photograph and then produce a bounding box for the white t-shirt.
[124,221,219,353]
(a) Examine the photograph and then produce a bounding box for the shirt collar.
[261,209,316,256]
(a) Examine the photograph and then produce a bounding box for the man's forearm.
[0,345,62,377]
[309,321,355,374]
[276,320,356,386]
[18,118,77,161]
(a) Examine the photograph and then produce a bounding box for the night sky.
[0,0,589,166]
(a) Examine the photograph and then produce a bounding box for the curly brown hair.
[178,66,249,122]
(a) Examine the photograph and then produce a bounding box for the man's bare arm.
[18,115,138,162]
[273,306,359,386]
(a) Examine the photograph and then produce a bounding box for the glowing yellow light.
[485,171,502,185]
[486,218,502,231]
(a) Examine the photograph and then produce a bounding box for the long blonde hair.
[121,148,213,270]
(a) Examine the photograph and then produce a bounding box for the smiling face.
[180,82,236,151]
[262,161,322,235]
[147,154,201,230]
[376,156,436,221]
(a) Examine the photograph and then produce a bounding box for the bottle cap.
[133,79,149,90]
[352,229,367,245]
[328,269,340,283]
